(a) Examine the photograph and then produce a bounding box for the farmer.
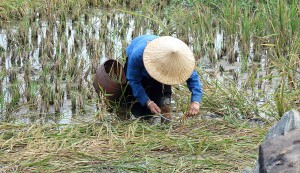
[124,35,202,122]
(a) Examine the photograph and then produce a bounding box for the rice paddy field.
[0,0,299,172]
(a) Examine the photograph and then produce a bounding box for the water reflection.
[0,10,275,124]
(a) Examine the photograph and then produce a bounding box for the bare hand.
[188,102,200,117]
[147,100,161,114]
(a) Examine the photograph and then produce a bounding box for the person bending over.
[124,35,202,122]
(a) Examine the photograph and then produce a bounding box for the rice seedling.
[221,0,239,36]
[239,7,252,58]
[25,80,39,108]
[0,73,4,115]
[71,90,77,111]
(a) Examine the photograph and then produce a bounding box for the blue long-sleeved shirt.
[125,35,202,106]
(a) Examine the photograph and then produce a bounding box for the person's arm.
[126,56,161,114]
[126,54,149,106]
[186,70,203,116]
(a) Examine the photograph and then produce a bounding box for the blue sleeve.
[126,46,149,106]
[186,70,202,103]
[125,35,159,106]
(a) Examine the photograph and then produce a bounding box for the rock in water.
[259,128,300,173]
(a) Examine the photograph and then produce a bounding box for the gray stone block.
[265,110,300,140]
[259,128,300,173]
[252,110,300,173]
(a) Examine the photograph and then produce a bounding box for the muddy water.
[0,10,278,124]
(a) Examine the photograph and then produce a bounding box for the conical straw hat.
[143,36,195,85]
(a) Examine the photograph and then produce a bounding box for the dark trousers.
[124,58,172,119]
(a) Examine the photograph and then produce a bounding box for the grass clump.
[0,117,268,172]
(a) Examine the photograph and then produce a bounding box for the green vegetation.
[0,0,299,172]
[0,118,268,172]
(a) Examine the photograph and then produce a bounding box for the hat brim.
[143,36,195,85]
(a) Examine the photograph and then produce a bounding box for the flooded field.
[0,10,136,123]
[0,0,299,172]
[1,6,298,124]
